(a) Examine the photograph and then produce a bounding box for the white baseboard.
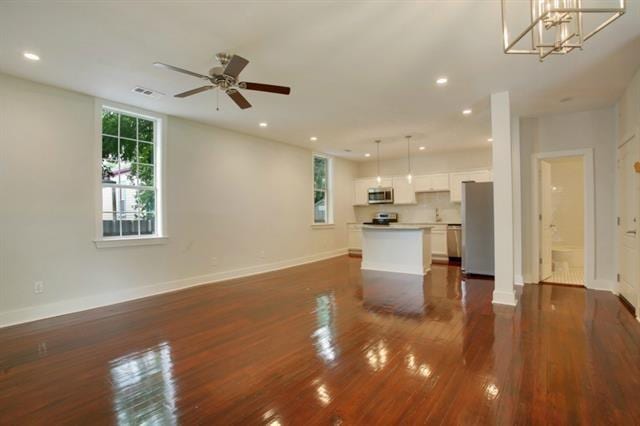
[492,289,518,306]
[514,274,524,286]
[0,248,348,329]
[588,279,615,293]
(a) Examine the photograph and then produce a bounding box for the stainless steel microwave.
[368,187,394,204]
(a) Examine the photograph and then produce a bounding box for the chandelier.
[501,0,626,61]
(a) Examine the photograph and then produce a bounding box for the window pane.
[102,110,118,136]
[120,212,139,236]
[138,119,154,142]
[120,114,137,139]
[137,190,156,218]
[120,138,137,164]
[314,190,327,223]
[314,156,327,190]
[135,164,154,187]
[102,136,118,183]
[102,211,121,237]
[102,187,118,213]
[139,142,154,165]
[118,188,139,214]
[140,213,156,235]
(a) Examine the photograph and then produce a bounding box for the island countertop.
[361,224,433,230]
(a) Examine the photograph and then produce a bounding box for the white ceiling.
[1,1,639,161]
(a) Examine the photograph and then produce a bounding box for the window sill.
[311,223,335,229]
[94,236,168,249]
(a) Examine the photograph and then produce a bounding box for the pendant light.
[405,135,412,184]
[375,140,382,186]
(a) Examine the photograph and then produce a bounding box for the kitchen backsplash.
[354,192,461,223]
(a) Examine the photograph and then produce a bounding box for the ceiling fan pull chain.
[216,88,220,111]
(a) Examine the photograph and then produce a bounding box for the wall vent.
[131,86,164,98]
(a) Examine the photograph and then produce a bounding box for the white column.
[511,115,524,286]
[491,92,517,306]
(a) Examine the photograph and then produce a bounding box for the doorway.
[538,156,585,285]
[617,132,639,312]
[532,149,594,289]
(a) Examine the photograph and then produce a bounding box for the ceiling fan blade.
[226,89,252,109]
[240,82,291,95]
[222,55,249,78]
[153,62,210,80]
[174,85,214,98]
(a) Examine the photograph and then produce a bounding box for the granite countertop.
[348,222,458,226]
[362,224,433,230]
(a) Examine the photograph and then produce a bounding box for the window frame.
[94,99,167,248]
[312,153,334,227]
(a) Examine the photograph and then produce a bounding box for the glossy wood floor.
[2,256,640,425]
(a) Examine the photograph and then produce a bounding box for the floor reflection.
[109,341,177,426]
[361,271,426,317]
[311,293,340,365]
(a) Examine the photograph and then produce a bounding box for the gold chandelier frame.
[501,0,626,61]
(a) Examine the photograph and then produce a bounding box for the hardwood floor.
[1,256,640,425]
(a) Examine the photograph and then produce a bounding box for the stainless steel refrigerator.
[461,182,494,276]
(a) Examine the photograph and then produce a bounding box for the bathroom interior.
[542,156,585,285]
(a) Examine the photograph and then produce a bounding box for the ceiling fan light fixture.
[259,122,268,128]
[310,136,318,141]
[501,0,626,62]
[462,109,472,115]
[436,77,448,85]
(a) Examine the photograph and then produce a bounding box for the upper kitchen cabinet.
[392,177,416,204]
[449,170,492,202]
[413,173,450,192]
[353,177,392,206]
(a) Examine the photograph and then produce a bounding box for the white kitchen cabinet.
[392,177,416,204]
[353,178,376,205]
[430,173,450,191]
[430,225,448,260]
[449,170,492,202]
[347,224,363,254]
[414,173,450,192]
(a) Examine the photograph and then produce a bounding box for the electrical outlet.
[260,250,266,259]
[211,257,218,267]
[34,281,44,294]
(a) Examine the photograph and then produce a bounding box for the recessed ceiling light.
[487,138,493,142]
[310,136,318,141]
[436,77,448,85]
[23,52,40,61]
[419,146,426,150]
[364,153,371,157]
[259,122,268,127]
[462,109,472,115]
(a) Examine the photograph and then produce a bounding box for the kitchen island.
[361,225,432,275]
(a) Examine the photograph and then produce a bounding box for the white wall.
[357,146,492,178]
[520,108,616,287]
[354,147,492,223]
[0,73,357,325]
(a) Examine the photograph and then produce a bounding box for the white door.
[617,135,639,309]
[539,161,553,280]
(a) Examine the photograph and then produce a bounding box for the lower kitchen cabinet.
[347,224,363,255]
[431,225,448,261]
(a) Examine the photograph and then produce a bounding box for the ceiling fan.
[153,53,291,110]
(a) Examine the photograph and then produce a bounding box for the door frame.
[531,149,595,288]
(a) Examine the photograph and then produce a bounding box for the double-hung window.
[100,106,162,241]
[313,154,333,225]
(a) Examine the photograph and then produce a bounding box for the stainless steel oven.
[368,187,394,204]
